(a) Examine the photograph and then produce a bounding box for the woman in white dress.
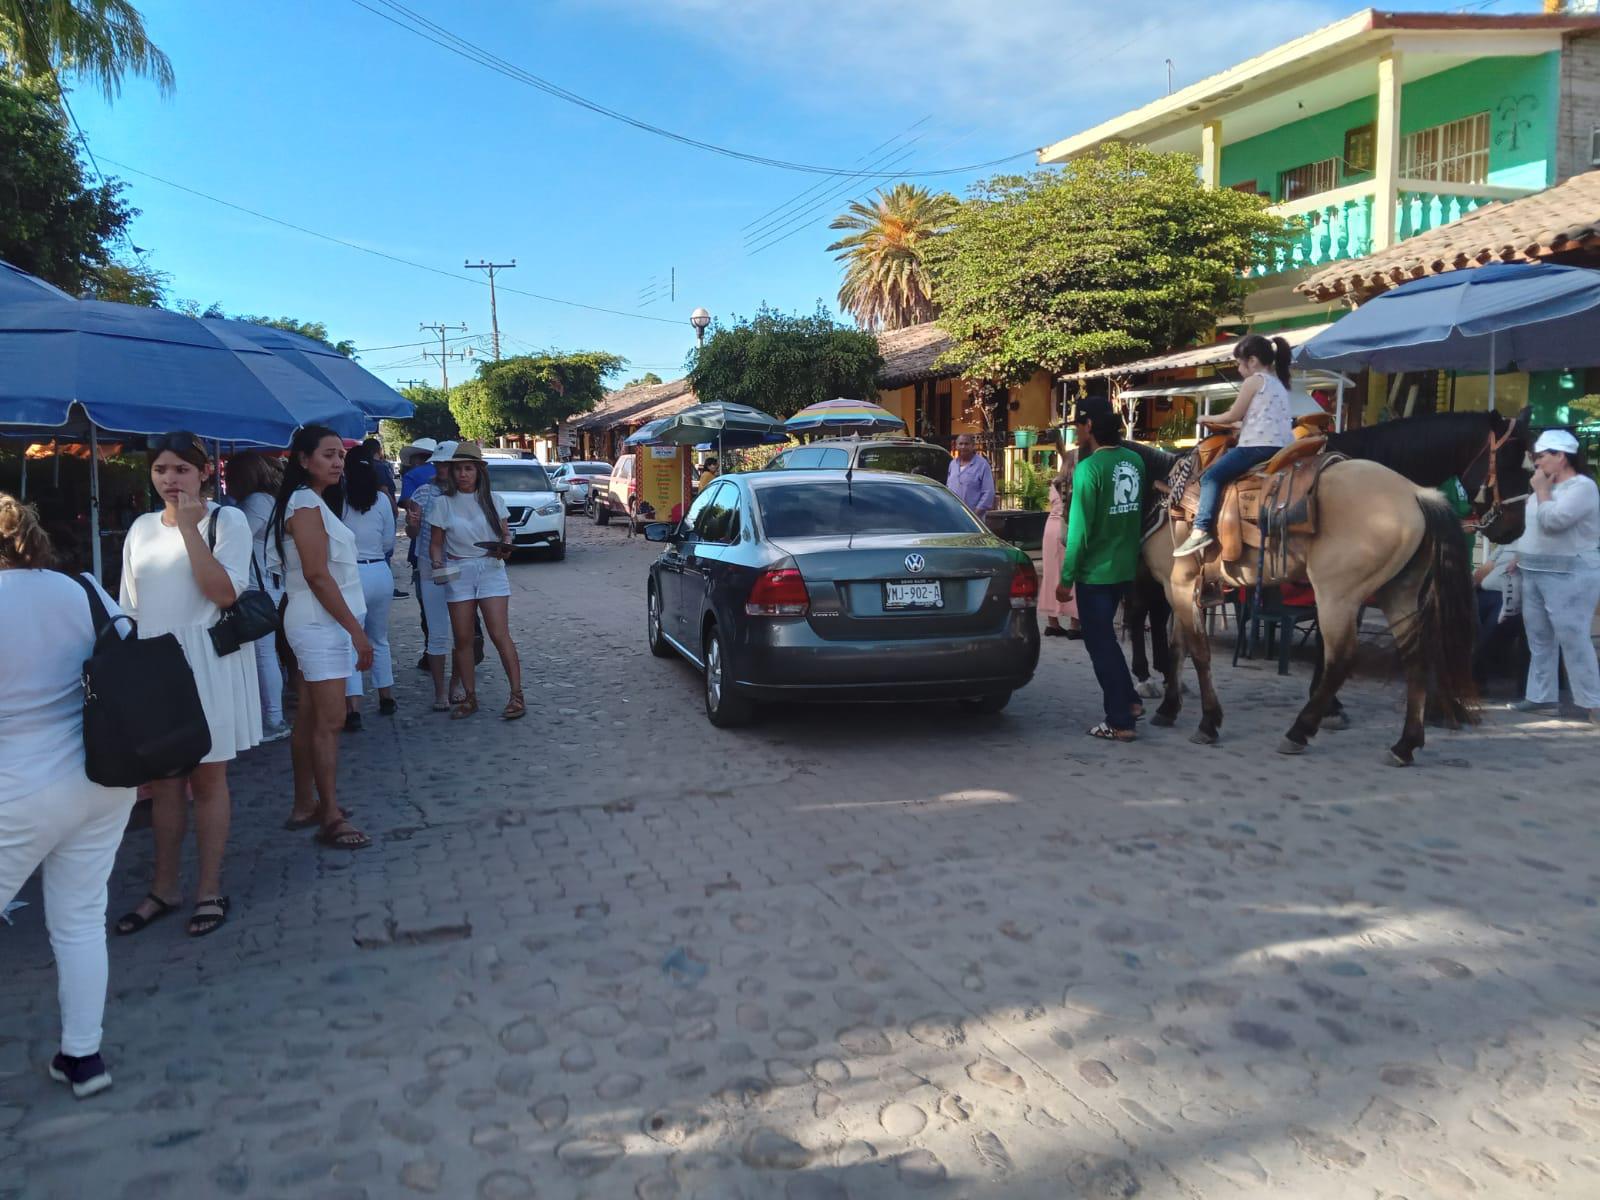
[227,451,289,742]
[340,445,398,729]
[268,426,373,850]
[115,433,260,939]
[405,442,463,711]
[427,441,525,720]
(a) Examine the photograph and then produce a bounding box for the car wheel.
[594,499,611,525]
[958,692,1012,715]
[703,624,753,727]
[647,584,673,658]
[548,539,566,561]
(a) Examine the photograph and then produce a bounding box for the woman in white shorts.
[116,432,260,940]
[406,441,465,711]
[229,451,289,742]
[267,425,373,851]
[427,441,525,721]
[339,445,397,730]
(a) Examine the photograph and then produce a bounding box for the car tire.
[703,624,753,727]
[959,692,1012,715]
[647,584,673,658]
[548,539,566,561]
[594,499,611,526]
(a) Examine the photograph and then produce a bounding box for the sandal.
[450,693,478,720]
[114,892,179,937]
[315,817,371,851]
[501,689,526,721]
[187,897,230,938]
[1087,722,1137,743]
[432,700,451,713]
[284,811,320,831]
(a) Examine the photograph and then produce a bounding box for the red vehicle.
[586,454,640,525]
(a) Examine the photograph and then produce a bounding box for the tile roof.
[875,322,964,388]
[569,377,697,431]
[1298,170,1600,302]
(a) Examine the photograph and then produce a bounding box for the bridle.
[1461,424,1517,509]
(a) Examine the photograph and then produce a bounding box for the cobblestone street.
[5,521,1600,1199]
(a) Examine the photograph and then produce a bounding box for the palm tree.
[0,0,174,99]
[827,183,956,331]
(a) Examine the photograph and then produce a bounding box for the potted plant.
[1013,425,1039,449]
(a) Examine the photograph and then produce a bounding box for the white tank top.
[1238,374,1295,448]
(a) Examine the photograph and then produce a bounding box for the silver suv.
[764,437,950,482]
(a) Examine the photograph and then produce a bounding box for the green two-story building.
[1041,7,1600,426]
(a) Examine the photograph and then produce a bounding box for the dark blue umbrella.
[205,318,413,421]
[0,259,74,304]
[0,298,366,444]
[1298,263,1600,373]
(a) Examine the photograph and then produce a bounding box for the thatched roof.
[1299,169,1600,303]
[569,377,697,431]
[876,322,964,388]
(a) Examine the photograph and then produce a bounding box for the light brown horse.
[1145,457,1477,766]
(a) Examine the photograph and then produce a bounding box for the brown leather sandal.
[501,690,526,721]
[450,692,478,720]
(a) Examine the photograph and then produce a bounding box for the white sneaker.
[261,721,292,743]
[1173,529,1214,557]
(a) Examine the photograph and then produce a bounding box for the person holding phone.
[115,433,260,939]
[427,442,524,721]
[268,426,373,850]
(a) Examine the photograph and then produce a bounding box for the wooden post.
[1201,120,1223,190]
[1372,51,1402,250]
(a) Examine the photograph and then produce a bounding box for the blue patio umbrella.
[0,259,74,304]
[1298,262,1600,374]
[205,318,414,422]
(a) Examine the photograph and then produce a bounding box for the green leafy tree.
[379,384,459,458]
[88,258,165,305]
[687,303,883,420]
[0,74,133,293]
[623,371,663,389]
[0,0,174,99]
[924,144,1291,385]
[449,351,625,442]
[827,182,956,331]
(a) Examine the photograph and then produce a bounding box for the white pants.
[254,580,285,727]
[1522,565,1600,709]
[346,561,395,696]
[419,572,453,657]
[0,770,135,1056]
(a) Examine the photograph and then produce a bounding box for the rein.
[1462,425,1516,507]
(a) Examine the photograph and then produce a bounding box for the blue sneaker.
[49,1052,112,1098]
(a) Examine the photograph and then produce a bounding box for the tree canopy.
[622,372,663,389]
[449,351,625,442]
[828,183,955,331]
[379,384,460,458]
[687,303,883,420]
[0,0,174,99]
[923,144,1292,384]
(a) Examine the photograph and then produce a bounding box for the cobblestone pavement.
[5,520,1600,1199]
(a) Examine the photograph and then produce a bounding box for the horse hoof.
[1277,737,1307,756]
[1386,750,1412,768]
[1321,712,1350,731]
[1189,730,1218,746]
[1150,711,1176,728]
[1136,680,1163,699]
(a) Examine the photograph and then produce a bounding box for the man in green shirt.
[1057,408,1145,741]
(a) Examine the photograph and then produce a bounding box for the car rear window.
[571,463,610,474]
[487,463,551,491]
[854,445,950,481]
[755,480,979,538]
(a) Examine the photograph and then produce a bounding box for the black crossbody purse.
[206,508,281,656]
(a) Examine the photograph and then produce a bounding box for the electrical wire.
[96,156,683,325]
[348,0,1033,178]
[351,333,477,353]
[739,117,933,235]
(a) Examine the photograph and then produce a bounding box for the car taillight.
[1010,560,1039,609]
[745,568,810,617]
[628,479,639,497]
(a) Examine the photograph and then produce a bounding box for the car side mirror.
[643,522,676,543]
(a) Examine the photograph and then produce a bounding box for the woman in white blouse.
[227,451,289,742]
[339,445,398,730]
[267,426,374,850]
[428,441,525,720]
[116,433,260,939]
[1512,429,1600,721]
[0,495,134,1098]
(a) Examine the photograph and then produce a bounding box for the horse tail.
[1403,491,1480,724]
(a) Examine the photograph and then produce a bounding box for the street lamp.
[690,307,711,348]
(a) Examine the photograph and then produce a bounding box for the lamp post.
[690,307,711,349]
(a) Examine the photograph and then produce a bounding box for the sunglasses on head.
[147,432,203,455]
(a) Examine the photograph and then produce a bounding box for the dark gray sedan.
[645,471,1041,726]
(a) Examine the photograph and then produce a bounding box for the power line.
[353,333,476,353]
[96,156,683,325]
[743,129,932,246]
[348,0,1033,179]
[739,117,932,234]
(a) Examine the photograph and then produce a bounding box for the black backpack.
[72,574,212,787]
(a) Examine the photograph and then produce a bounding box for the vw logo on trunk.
[904,553,926,574]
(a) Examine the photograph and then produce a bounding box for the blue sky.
[75,0,1479,392]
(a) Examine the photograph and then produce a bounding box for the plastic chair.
[1233,587,1320,676]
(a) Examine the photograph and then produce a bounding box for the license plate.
[884,579,943,610]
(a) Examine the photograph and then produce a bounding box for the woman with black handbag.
[115,433,260,939]
[0,495,136,1098]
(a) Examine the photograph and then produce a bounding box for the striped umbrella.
[785,397,905,433]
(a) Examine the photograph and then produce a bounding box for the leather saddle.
[1170,443,1343,567]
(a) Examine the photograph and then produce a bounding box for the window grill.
[1401,112,1490,185]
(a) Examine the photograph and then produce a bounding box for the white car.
[551,461,612,513]
[485,459,568,561]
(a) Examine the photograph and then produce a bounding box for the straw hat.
[428,440,460,463]
[439,440,486,464]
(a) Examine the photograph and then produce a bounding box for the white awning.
[1062,322,1337,382]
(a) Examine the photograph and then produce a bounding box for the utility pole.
[465,259,516,360]
[419,322,469,391]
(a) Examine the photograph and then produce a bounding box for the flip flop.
[114,892,178,936]
[1087,722,1136,743]
[283,813,320,831]
[316,818,371,851]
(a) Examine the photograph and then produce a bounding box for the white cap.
[403,436,439,456]
[428,440,459,463]
[1533,429,1580,456]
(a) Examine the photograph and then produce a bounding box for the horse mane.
[1125,439,1178,482]
[1324,411,1500,487]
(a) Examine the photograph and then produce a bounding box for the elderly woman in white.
[1512,428,1600,722]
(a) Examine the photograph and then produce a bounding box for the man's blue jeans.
[1195,445,1280,532]
[1077,581,1139,732]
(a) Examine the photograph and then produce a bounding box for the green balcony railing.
[1251,179,1536,278]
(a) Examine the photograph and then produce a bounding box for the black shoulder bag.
[72,575,212,787]
[207,508,281,657]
